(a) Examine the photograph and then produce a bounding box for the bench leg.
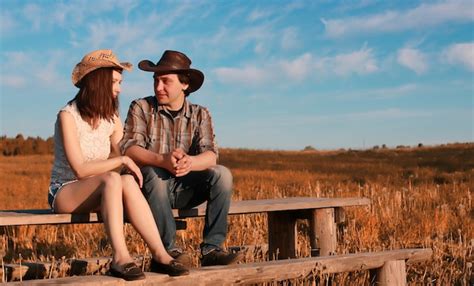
[268,211,297,260]
[309,208,337,256]
[374,260,407,286]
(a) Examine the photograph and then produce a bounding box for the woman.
[48,49,188,281]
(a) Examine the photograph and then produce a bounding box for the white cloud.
[84,12,162,50]
[248,8,274,22]
[397,48,428,74]
[254,42,266,54]
[333,84,419,100]
[213,47,379,85]
[279,53,314,80]
[322,0,474,38]
[0,12,16,34]
[213,66,270,85]
[330,47,378,76]
[443,42,474,71]
[23,4,42,30]
[1,51,68,91]
[1,75,26,88]
[280,27,299,51]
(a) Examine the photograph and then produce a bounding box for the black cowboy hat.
[138,50,204,94]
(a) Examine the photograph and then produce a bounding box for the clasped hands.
[166,148,193,177]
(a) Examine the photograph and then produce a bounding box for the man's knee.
[210,165,233,195]
[141,166,170,199]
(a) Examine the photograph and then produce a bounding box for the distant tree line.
[0,134,54,156]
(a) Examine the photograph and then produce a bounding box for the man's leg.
[175,165,241,265]
[201,165,233,250]
[140,166,176,250]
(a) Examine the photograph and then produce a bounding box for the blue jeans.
[141,165,233,253]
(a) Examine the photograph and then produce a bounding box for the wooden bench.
[0,197,371,260]
[4,248,432,285]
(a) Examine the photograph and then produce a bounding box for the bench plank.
[4,248,432,285]
[0,197,370,226]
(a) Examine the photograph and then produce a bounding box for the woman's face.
[112,70,123,99]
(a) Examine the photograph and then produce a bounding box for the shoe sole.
[201,252,244,267]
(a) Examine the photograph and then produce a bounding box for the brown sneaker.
[200,248,244,267]
[168,249,193,267]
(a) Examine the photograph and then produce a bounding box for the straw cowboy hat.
[72,49,132,87]
[138,50,204,94]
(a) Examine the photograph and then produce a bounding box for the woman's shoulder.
[59,101,78,115]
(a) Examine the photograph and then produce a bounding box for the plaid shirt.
[120,96,218,156]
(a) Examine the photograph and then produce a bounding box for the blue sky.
[1,0,473,150]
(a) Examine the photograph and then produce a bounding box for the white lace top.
[50,101,115,184]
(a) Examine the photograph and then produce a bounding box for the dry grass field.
[0,143,472,285]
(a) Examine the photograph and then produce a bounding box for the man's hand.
[161,148,193,177]
[172,148,193,177]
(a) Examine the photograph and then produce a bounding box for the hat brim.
[73,61,132,88]
[138,60,204,93]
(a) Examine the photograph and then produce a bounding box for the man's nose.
[156,80,164,91]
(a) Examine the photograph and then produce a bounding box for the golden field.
[0,144,472,285]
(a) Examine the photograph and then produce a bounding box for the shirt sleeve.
[120,100,148,154]
[195,107,219,157]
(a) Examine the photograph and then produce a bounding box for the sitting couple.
[48,49,242,281]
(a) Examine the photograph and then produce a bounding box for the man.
[120,50,242,267]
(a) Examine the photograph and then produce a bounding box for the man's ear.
[182,83,189,92]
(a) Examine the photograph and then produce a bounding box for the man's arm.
[171,106,219,177]
[188,150,217,170]
[120,98,175,171]
[125,145,177,174]
[173,149,216,177]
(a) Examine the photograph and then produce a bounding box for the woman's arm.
[109,114,123,158]
[60,111,141,186]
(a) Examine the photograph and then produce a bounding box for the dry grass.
[0,144,473,284]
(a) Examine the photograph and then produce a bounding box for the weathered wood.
[5,249,431,285]
[375,260,407,286]
[22,262,51,280]
[268,211,297,259]
[335,207,346,224]
[0,197,370,226]
[0,211,187,230]
[309,208,337,256]
[3,264,28,282]
[228,244,269,261]
[70,257,112,276]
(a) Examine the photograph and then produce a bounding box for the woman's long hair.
[69,67,121,127]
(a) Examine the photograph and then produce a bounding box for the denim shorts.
[48,180,76,211]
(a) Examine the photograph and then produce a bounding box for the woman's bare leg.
[54,172,133,266]
[121,175,174,264]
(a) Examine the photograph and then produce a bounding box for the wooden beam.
[375,260,407,286]
[268,211,297,259]
[22,262,51,280]
[177,197,371,218]
[6,249,431,286]
[312,208,337,256]
[0,197,370,226]
[3,264,28,282]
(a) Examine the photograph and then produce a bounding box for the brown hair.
[70,67,121,126]
[177,73,191,96]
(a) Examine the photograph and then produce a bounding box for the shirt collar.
[156,97,191,119]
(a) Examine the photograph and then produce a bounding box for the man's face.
[153,73,189,110]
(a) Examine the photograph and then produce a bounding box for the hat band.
[157,59,190,70]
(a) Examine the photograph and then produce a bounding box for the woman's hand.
[120,156,143,188]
